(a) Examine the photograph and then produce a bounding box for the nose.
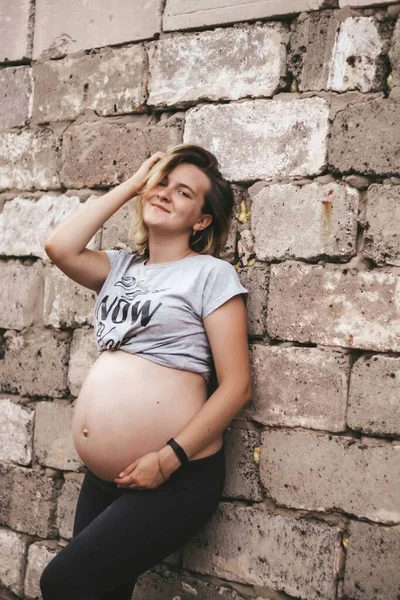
[156,188,171,203]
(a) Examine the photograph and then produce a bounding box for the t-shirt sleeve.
[104,249,122,269]
[202,260,249,320]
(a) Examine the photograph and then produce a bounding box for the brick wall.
[0,1,399,599]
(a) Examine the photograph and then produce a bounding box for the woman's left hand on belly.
[114,452,167,490]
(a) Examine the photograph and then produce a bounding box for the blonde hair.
[128,143,234,259]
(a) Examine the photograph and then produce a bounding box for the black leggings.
[40,444,225,600]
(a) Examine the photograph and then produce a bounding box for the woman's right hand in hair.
[128,151,166,193]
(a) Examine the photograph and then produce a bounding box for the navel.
[83,428,89,437]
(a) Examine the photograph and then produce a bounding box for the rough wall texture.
[0,1,399,599]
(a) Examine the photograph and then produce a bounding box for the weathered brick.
[0,0,32,62]
[147,24,287,107]
[1,465,61,537]
[343,521,400,600]
[0,329,69,397]
[249,345,349,431]
[0,194,100,259]
[101,197,136,251]
[249,182,358,261]
[184,98,329,181]
[348,354,400,435]
[0,67,32,129]
[267,261,400,352]
[33,0,163,59]
[390,18,400,88]
[237,266,269,337]
[329,99,400,175]
[182,502,341,600]
[340,0,397,6]
[24,543,58,600]
[43,265,96,328]
[61,114,183,188]
[260,429,400,523]
[363,184,400,266]
[223,428,263,501]
[0,399,33,465]
[33,45,147,123]
[0,528,28,597]
[0,261,43,330]
[164,0,333,31]
[56,475,83,540]
[0,129,60,192]
[34,401,82,471]
[68,329,100,397]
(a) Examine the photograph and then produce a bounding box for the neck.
[145,231,194,265]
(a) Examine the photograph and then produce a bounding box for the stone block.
[182,502,341,600]
[0,399,33,466]
[249,345,349,431]
[0,261,43,330]
[33,0,163,59]
[0,129,60,192]
[68,329,100,397]
[329,99,400,176]
[223,428,263,501]
[390,18,400,88]
[184,97,329,181]
[266,261,400,352]
[363,184,400,266]
[34,401,82,471]
[0,66,32,129]
[0,528,28,597]
[260,429,400,523]
[164,0,334,31]
[339,0,397,5]
[101,197,137,251]
[56,476,82,540]
[343,521,400,600]
[61,114,184,188]
[0,194,100,260]
[0,0,32,62]
[147,24,287,107]
[0,329,70,397]
[249,182,359,261]
[43,265,96,328]
[33,45,148,123]
[348,354,400,435]
[237,266,269,337]
[24,543,58,600]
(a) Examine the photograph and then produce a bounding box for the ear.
[194,213,213,232]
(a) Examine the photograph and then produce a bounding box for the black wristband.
[167,438,188,464]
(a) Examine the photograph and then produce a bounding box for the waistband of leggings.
[183,442,225,467]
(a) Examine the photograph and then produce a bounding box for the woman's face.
[142,162,213,235]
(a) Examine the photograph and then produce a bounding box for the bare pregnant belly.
[71,350,223,481]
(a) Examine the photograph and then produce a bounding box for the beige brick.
[56,476,82,540]
[0,528,28,596]
[0,0,32,62]
[348,354,400,436]
[61,114,183,188]
[148,24,287,107]
[363,184,400,266]
[223,428,263,501]
[0,66,32,129]
[33,0,162,59]
[184,98,329,182]
[43,265,96,328]
[164,0,332,31]
[68,329,100,397]
[0,399,33,465]
[267,261,400,351]
[101,197,137,251]
[1,465,61,537]
[0,194,100,259]
[329,99,400,176]
[0,261,43,330]
[390,18,400,89]
[0,329,69,397]
[249,345,349,431]
[340,0,397,5]
[260,429,400,523]
[24,543,58,600]
[249,182,358,261]
[33,45,148,123]
[237,266,269,337]
[0,129,60,192]
[182,502,341,600]
[34,401,82,471]
[343,521,400,600]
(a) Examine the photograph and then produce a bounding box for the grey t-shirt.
[94,249,249,383]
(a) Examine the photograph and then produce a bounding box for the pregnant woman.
[40,143,251,600]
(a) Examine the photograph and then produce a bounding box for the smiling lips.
[152,203,170,213]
